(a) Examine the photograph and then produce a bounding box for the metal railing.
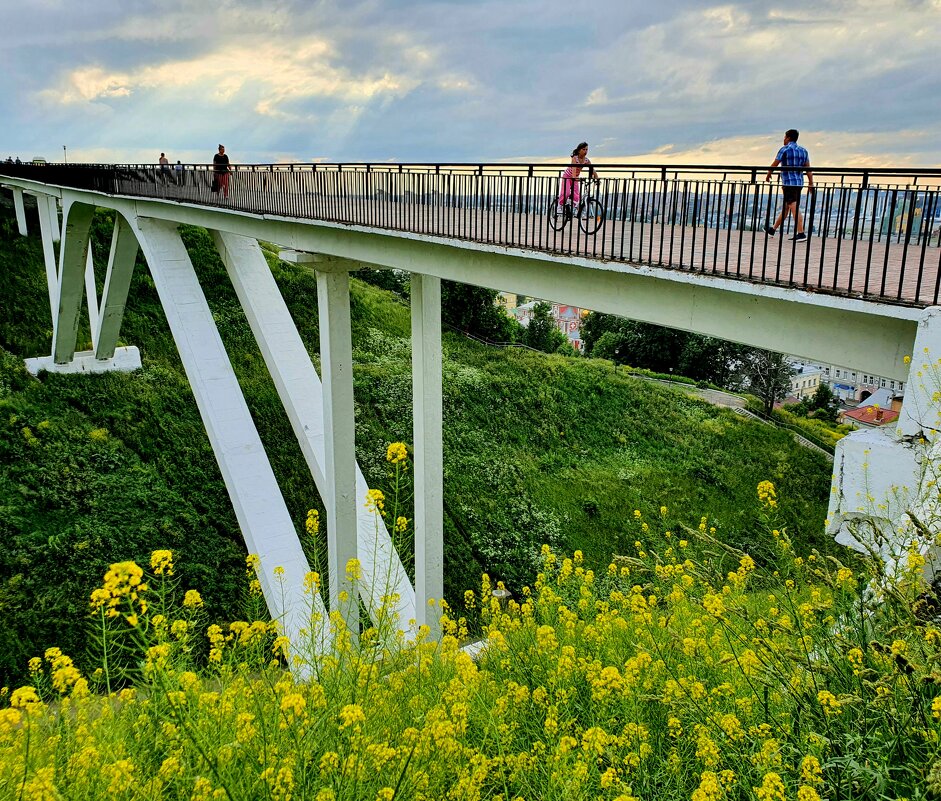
[3,161,940,308]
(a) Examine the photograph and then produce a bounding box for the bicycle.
[547,178,605,235]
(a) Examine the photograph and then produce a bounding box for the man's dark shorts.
[782,186,803,204]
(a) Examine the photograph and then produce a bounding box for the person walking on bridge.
[764,129,814,242]
[557,142,599,214]
[212,144,231,200]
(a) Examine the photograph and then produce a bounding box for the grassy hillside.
[0,199,833,683]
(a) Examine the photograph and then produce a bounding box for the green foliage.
[788,383,840,425]
[0,203,833,685]
[756,399,854,450]
[580,312,751,387]
[441,280,522,342]
[522,301,568,354]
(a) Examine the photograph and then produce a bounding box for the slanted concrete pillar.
[316,265,360,639]
[35,193,59,316]
[411,273,444,636]
[12,187,27,235]
[95,215,139,359]
[52,202,95,364]
[125,215,328,670]
[84,247,99,349]
[46,195,60,243]
[212,235,416,636]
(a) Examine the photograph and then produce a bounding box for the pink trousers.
[557,172,580,207]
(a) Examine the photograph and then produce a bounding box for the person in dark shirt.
[212,144,231,199]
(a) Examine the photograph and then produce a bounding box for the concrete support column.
[84,247,99,349]
[95,215,139,359]
[35,194,60,316]
[898,306,941,440]
[52,202,95,364]
[126,215,328,670]
[411,273,444,635]
[316,267,360,639]
[12,187,27,235]
[46,195,60,243]
[211,235,415,636]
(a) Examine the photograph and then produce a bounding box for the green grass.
[0,201,833,684]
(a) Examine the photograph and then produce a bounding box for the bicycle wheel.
[578,198,605,235]
[547,199,568,232]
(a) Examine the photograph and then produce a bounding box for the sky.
[1,0,939,168]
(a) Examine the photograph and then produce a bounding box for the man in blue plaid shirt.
[764,129,814,242]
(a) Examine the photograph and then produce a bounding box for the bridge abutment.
[828,305,941,578]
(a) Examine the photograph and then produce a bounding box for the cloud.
[38,38,413,110]
[3,0,940,165]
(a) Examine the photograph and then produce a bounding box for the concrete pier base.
[25,346,142,376]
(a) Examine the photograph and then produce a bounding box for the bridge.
[2,160,940,669]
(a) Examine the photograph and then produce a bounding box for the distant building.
[788,363,825,399]
[512,301,587,351]
[497,292,519,311]
[822,364,905,402]
[788,357,906,404]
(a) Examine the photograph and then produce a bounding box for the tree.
[807,383,839,423]
[580,312,622,355]
[743,350,794,415]
[581,312,752,386]
[523,301,568,353]
[441,281,522,342]
[357,267,408,296]
[590,331,625,361]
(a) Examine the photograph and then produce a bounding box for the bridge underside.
[3,177,940,666]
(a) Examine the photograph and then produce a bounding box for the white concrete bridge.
[2,161,940,668]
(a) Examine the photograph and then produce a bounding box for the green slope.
[0,201,832,683]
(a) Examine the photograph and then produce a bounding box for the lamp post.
[63,145,67,164]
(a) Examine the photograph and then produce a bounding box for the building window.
[881,379,887,388]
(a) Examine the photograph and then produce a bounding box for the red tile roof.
[841,406,899,426]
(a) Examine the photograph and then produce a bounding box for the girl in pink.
[557,142,598,212]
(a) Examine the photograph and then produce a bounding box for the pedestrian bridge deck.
[3,161,939,309]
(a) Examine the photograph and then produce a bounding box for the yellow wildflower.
[340,703,366,729]
[386,442,408,463]
[150,549,174,576]
[366,488,385,513]
[757,480,777,508]
[183,589,203,608]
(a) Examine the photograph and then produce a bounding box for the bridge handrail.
[5,160,941,184]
